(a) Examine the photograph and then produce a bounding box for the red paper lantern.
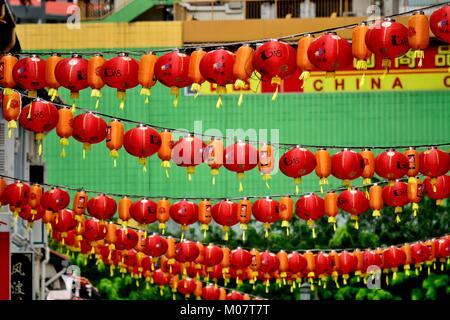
[338,251,358,284]
[307,32,352,74]
[419,148,450,190]
[82,218,107,244]
[72,112,108,158]
[203,244,224,270]
[410,242,430,267]
[152,269,171,295]
[19,100,58,157]
[54,54,88,106]
[288,252,307,275]
[436,238,450,267]
[253,40,297,100]
[101,53,139,109]
[52,209,76,244]
[226,291,244,300]
[424,175,450,205]
[331,149,364,187]
[177,278,196,298]
[130,198,157,229]
[175,241,200,264]
[252,197,280,238]
[337,189,369,229]
[230,248,252,270]
[169,199,198,239]
[383,246,406,279]
[171,135,206,180]
[279,146,316,194]
[362,250,382,274]
[199,49,236,108]
[375,149,409,184]
[142,234,168,259]
[123,124,161,171]
[41,187,70,214]
[260,251,280,274]
[223,140,258,192]
[12,55,46,98]
[314,252,333,279]
[365,18,410,70]
[18,204,44,227]
[430,5,450,44]
[382,181,409,222]
[154,51,191,107]
[87,194,117,222]
[212,199,239,241]
[295,193,324,238]
[202,284,220,300]
[115,228,139,251]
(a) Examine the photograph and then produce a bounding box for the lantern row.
[47,220,450,297]
[2,5,450,107]
[2,92,450,193]
[1,173,449,243]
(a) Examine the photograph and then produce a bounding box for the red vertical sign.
[0,231,10,300]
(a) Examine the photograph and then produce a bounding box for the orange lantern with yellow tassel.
[237,197,251,241]
[172,134,206,181]
[101,53,139,110]
[279,196,293,236]
[277,250,289,286]
[407,177,423,217]
[324,191,339,231]
[401,244,413,276]
[405,147,420,182]
[106,119,124,167]
[87,54,105,109]
[297,34,315,87]
[194,280,203,300]
[408,11,429,67]
[304,251,316,290]
[45,53,63,101]
[205,137,223,185]
[258,142,274,189]
[315,148,332,193]
[28,183,43,217]
[188,48,207,97]
[221,247,231,285]
[156,197,170,234]
[0,54,18,97]
[249,249,261,288]
[360,148,375,186]
[158,129,173,178]
[155,51,192,108]
[73,189,88,234]
[138,52,157,104]
[164,237,176,275]
[352,22,372,82]
[198,198,212,239]
[233,44,254,106]
[105,222,117,256]
[369,183,383,217]
[253,40,297,100]
[55,107,73,158]
[118,196,131,229]
[1,89,21,138]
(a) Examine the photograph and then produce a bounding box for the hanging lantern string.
[5,87,450,152]
[2,172,448,254]
[0,171,427,202]
[1,2,448,58]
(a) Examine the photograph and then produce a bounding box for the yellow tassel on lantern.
[351,215,359,230]
[138,157,147,172]
[264,222,270,238]
[307,219,316,239]
[190,83,201,98]
[7,120,17,139]
[294,177,302,194]
[201,224,208,239]
[180,225,188,241]
[412,203,419,217]
[237,172,245,192]
[82,143,92,160]
[328,216,337,232]
[109,149,119,167]
[299,71,310,88]
[372,210,381,217]
[117,91,126,110]
[271,76,282,101]
[262,174,271,189]
[139,87,151,104]
[223,226,230,241]
[59,137,69,158]
[281,220,290,236]
[319,177,328,193]
[210,168,219,185]
[160,160,171,178]
[170,87,180,108]
[343,179,352,189]
[35,133,45,157]
[234,79,247,106]
[28,90,37,99]
[240,223,247,242]
[48,88,59,101]
[215,85,227,108]
[186,166,195,181]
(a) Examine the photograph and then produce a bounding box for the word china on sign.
[188,44,450,95]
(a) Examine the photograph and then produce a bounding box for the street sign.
[10,253,33,300]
